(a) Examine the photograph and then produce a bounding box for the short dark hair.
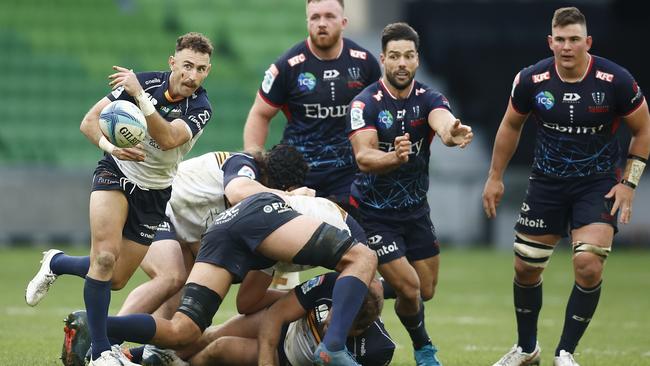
[306,0,344,9]
[258,145,309,191]
[176,32,213,56]
[351,280,384,333]
[381,22,419,52]
[552,7,587,29]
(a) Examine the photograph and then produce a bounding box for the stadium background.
[0,1,649,365]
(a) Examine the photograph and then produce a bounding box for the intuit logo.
[375,242,399,257]
[517,215,547,228]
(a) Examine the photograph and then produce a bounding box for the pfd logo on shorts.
[263,202,293,214]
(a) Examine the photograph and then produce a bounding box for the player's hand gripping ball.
[99,100,147,148]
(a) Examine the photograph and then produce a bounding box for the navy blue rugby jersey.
[293,273,395,366]
[259,38,381,171]
[511,55,644,178]
[347,80,451,216]
[107,71,212,138]
[221,153,263,189]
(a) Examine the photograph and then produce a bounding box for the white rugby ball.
[99,100,147,148]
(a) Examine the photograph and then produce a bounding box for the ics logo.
[297,72,317,92]
[535,91,555,110]
[377,110,394,128]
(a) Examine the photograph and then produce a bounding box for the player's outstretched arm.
[244,93,281,150]
[605,100,650,224]
[482,100,528,218]
[428,109,473,148]
[257,291,306,366]
[80,96,146,161]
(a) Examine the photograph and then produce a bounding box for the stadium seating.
[0,0,305,166]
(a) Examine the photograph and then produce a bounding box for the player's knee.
[513,234,554,275]
[393,277,421,303]
[169,318,202,348]
[420,277,438,301]
[92,250,117,274]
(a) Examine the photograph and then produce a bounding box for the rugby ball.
[99,100,147,148]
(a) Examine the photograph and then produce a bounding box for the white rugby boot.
[492,343,541,366]
[25,249,62,306]
[88,347,138,366]
[554,350,580,366]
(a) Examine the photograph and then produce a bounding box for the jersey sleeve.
[294,273,338,310]
[347,95,378,137]
[426,89,452,114]
[258,58,289,108]
[613,69,645,116]
[181,93,212,137]
[510,69,533,114]
[221,154,261,188]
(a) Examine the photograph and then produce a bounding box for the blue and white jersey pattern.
[347,80,451,216]
[259,38,381,172]
[510,55,644,178]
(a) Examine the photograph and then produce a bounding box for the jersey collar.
[379,78,415,100]
[305,38,344,61]
[554,54,593,83]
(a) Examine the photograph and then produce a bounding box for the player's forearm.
[145,115,185,150]
[487,123,521,180]
[80,113,102,146]
[257,320,282,366]
[356,148,403,174]
[243,119,270,150]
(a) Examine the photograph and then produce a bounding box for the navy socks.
[397,299,431,350]
[84,276,112,360]
[107,314,157,345]
[514,280,543,353]
[50,253,90,278]
[556,281,602,355]
[323,276,368,351]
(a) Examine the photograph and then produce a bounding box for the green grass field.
[1,246,649,365]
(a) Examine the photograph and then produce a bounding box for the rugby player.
[25,32,215,366]
[347,22,473,366]
[483,7,650,366]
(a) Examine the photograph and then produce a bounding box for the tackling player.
[483,7,650,366]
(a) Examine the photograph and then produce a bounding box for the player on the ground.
[25,32,214,366]
[243,0,381,201]
[347,23,473,366]
[482,7,650,366]
[142,273,394,366]
[61,191,377,366]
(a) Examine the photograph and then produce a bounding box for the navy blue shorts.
[91,156,171,245]
[196,192,301,283]
[515,173,618,237]
[153,217,177,242]
[306,165,356,202]
[360,211,439,265]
